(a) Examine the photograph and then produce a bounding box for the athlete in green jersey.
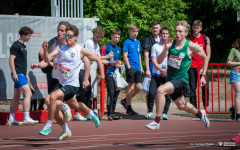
[146,21,210,130]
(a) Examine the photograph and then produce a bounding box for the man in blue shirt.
[122,24,144,115]
[103,29,122,120]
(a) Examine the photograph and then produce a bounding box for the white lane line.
[27,133,236,150]
[0,130,237,149]
[0,129,236,141]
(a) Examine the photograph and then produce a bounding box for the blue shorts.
[230,70,240,83]
[11,73,28,88]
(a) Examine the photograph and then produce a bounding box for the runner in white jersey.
[31,22,70,130]
[39,25,105,141]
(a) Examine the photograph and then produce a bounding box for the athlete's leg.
[10,88,21,114]
[232,82,240,114]
[19,84,32,112]
[155,82,174,117]
[126,83,135,105]
[173,96,198,114]
[48,89,65,121]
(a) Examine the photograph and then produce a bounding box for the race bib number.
[168,55,182,69]
[53,62,58,70]
[59,64,70,79]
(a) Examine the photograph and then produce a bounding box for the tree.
[184,0,240,62]
[83,0,189,70]
[0,0,51,16]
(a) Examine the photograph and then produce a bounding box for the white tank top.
[57,44,83,87]
[52,42,59,79]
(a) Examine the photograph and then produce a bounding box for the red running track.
[0,119,239,150]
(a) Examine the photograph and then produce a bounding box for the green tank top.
[167,40,192,84]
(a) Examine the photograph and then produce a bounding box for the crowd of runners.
[7,20,240,143]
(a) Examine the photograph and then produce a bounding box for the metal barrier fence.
[98,63,235,116]
[197,63,233,114]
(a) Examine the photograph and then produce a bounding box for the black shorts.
[48,79,60,95]
[169,79,187,101]
[126,68,143,83]
[48,78,59,94]
[49,84,79,101]
[60,85,79,101]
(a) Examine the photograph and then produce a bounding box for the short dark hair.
[232,38,240,49]
[19,26,33,36]
[57,21,71,31]
[111,29,121,35]
[68,25,79,36]
[152,20,161,27]
[160,27,170,33]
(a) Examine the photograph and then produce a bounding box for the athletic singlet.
[167,40,192,84]
[190,34,206,68]
[57,44,83,87]
[52,42,59,79]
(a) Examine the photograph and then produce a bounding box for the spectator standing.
[8,26,39,125]
[187,20,211,108]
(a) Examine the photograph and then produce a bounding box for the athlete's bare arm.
[206,37,211,63]
[80,48,105,83]
[82,56,90,88]
[9,55,18,81]
[123,51,131,69]
[189,41,208,86]
[157,38,173,64]
[43,41,60,63]
[31,60,49,69]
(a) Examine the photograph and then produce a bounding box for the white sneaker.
[200,110,210,128]
[73,113,87,121]
[146,121,160,130]
[7,119,23,126]
[24,118,39,125]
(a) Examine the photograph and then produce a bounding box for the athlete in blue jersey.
[102,29,122,120]
[122,24,144,115]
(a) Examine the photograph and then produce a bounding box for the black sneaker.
[229,107,235,120]
[112,114,121,120]
[108,115,113,121]
[127,109,138,115]
[121,99,127,110]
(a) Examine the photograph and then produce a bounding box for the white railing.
[51,0,83,18]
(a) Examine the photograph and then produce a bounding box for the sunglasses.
[65,34,74,38]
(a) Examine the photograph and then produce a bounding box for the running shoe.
[86,116,92,120]
[200,110,210,128]
[39,127,51,135]
[146,121,160,130]
[231,134,240,143]
[127,108,138,115]
[145,112,153,119]
[120,99,127,110]
[56,131,72,140]
[92,109,100,128]
[7,119,23,126]
[24,118,39,125]
[112,113,121,120]
[229,107,235,120]
[63,104,72,122]
[73,113,87,121]
[162,114,168,120]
